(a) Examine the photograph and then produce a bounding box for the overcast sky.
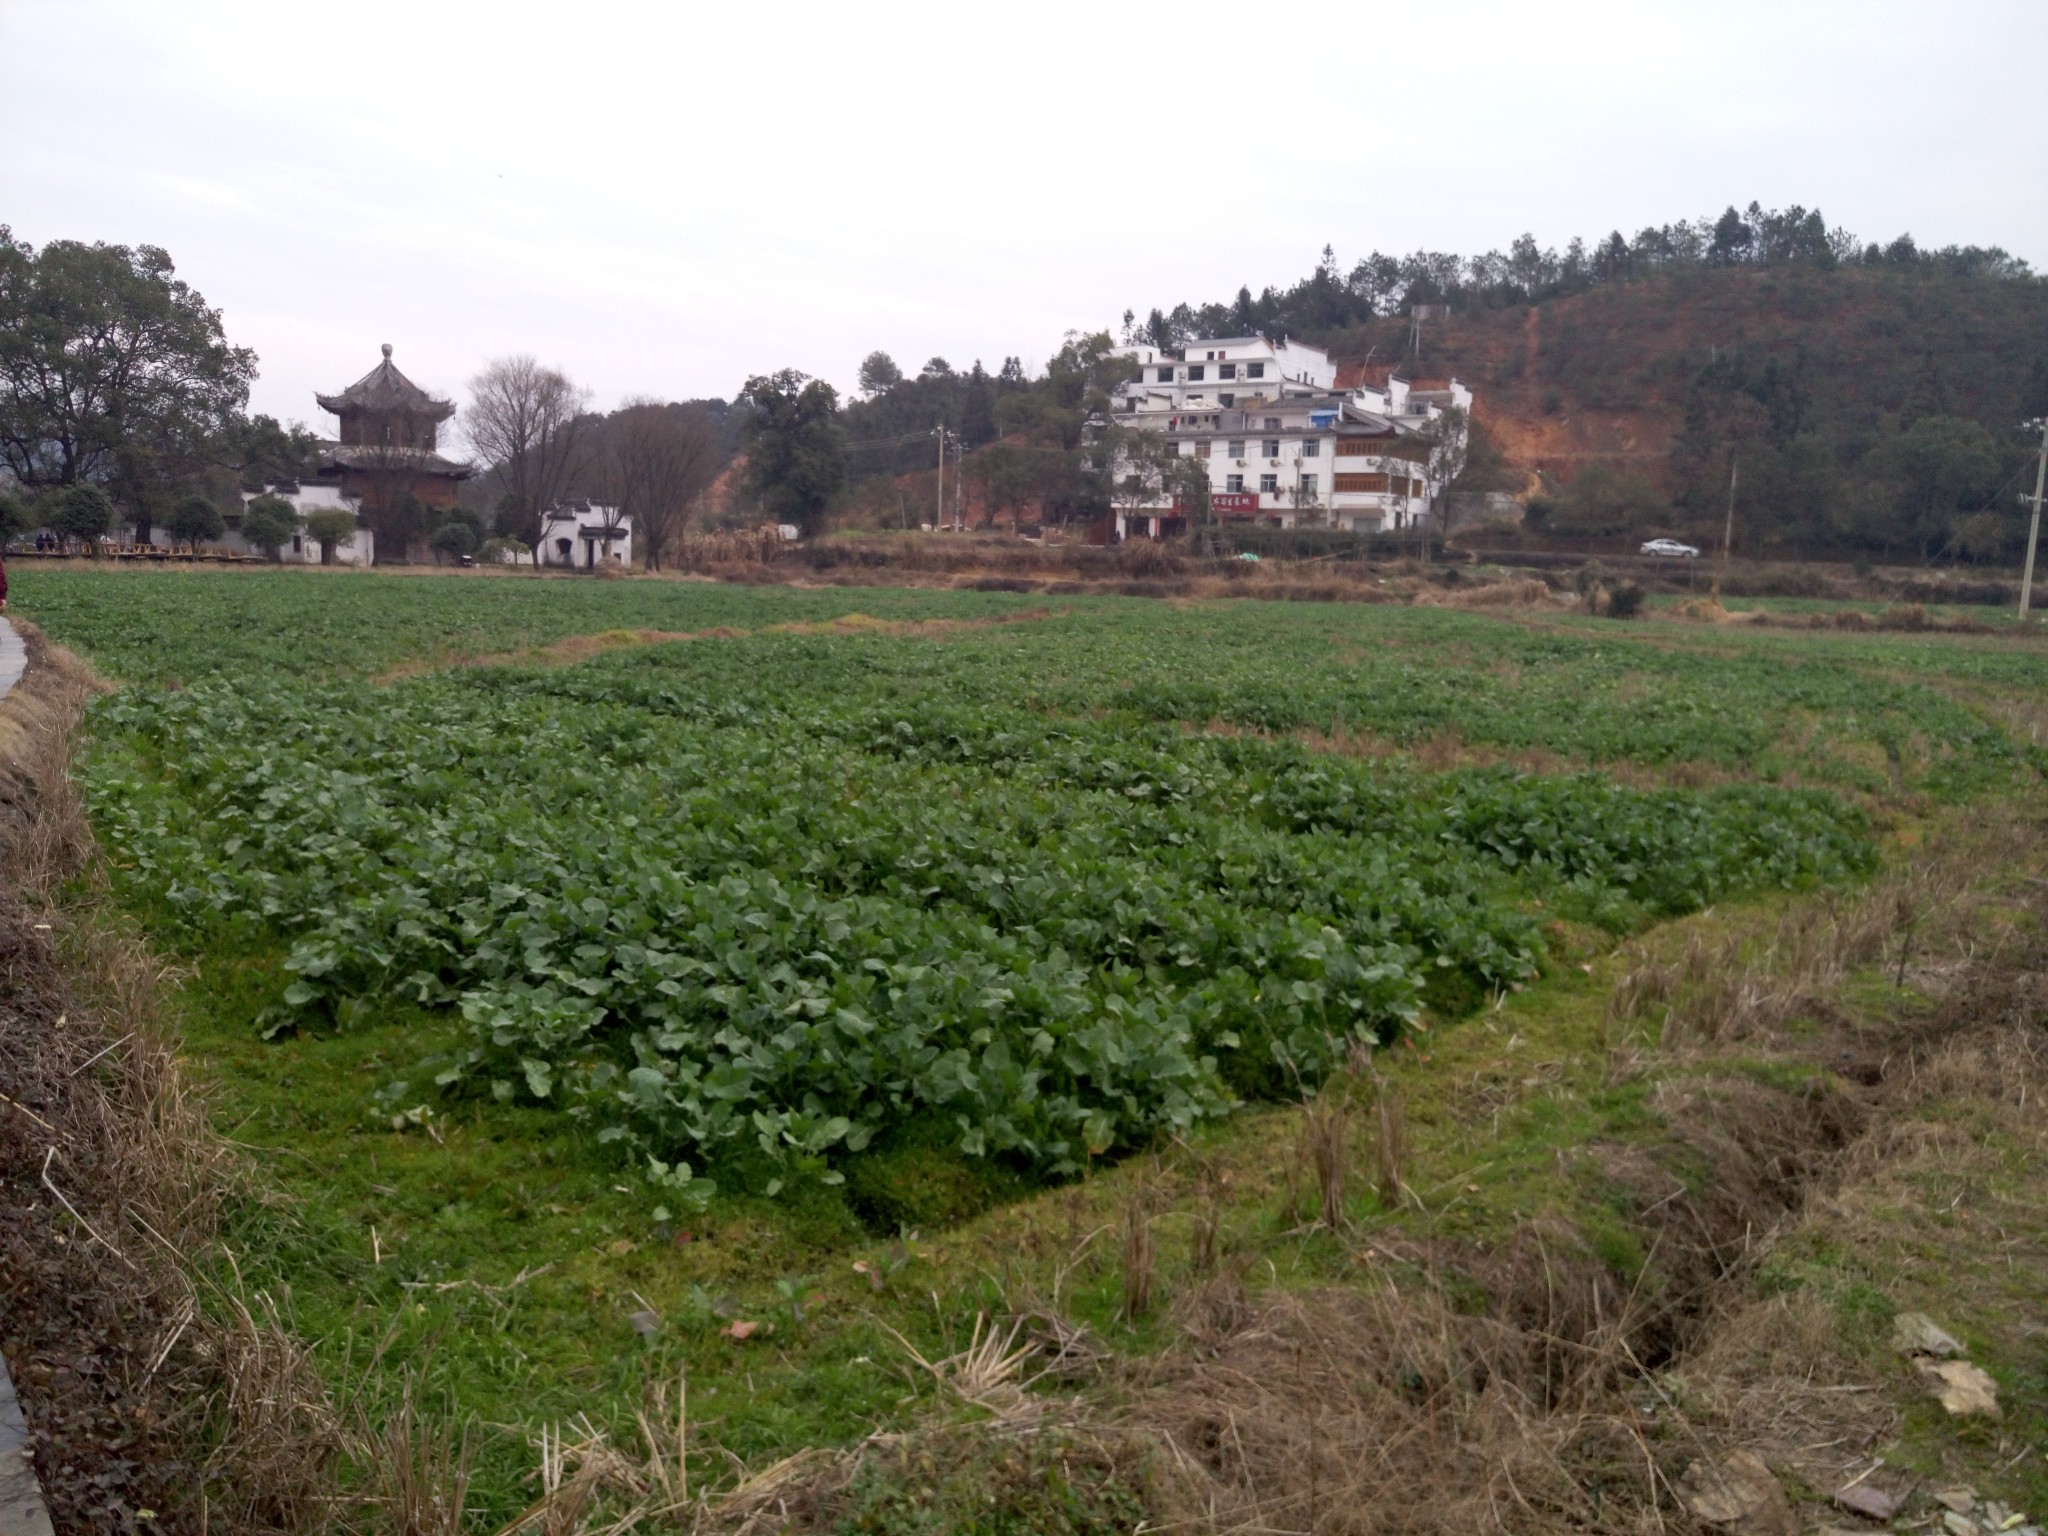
[3,0,2045,432]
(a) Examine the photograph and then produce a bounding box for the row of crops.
[74,602,1931,1203]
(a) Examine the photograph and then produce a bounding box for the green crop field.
[14,564,2048,1522]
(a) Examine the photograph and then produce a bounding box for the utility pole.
[2020,418,2047,621]
[1717,452,1739,594]
[934,425,946,531]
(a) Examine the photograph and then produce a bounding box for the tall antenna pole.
[1717,451,1739,594]
[2020,419,2047,621]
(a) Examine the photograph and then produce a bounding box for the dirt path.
[368,605,1065,683]
[0,619,24,706]
[0,626,231,1535]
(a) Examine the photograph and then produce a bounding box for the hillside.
[1314,263,2048,486]
[1129,208,2048,560]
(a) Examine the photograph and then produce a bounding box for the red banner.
[1177,492,1259,515]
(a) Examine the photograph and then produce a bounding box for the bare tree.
[1422,404,1471,546]
[462,356,591,561]
[600,398,722,570]
[1105,425,1176,538]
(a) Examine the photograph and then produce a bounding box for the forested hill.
[1132,205,2048,560]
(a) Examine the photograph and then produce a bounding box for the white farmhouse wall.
[537,504,632,569]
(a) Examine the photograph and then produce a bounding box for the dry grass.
[1374,1077,1408,1210]
[1121,1196,1157,1322]
[1412,576,1559,610]
[368,606,1065,683]
[1302,1090,1350,1231]
[0,623,356,1531]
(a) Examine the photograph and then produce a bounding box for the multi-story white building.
[1106,335,1472,537]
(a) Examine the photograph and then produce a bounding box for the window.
[1301,439,1320,457]
[1263,418,1280,431]
[1259,474,1278,494]
[1219,362,1236,380]
[1217,393,1234,408]
[1187,365,1204,382]
[1262,439,1280,458]
[1194,440,1211,459]
[1227,439,1245,459]
[1300,474,1318,497]
[1335,439,1379,456]
[1247,362,1265,378]
[1156,366,1173,383]
[1226,474,1244,493]
[1334,473,1390,493]
[1165,440,1181,456]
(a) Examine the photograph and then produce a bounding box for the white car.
[1639,538,1700,558]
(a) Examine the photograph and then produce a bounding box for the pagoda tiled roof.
[315,344,456,422]
[313,443,472,479]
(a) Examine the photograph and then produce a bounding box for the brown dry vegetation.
[0,626,347,1532]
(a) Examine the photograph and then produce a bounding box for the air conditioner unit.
[1234,458,1246,466]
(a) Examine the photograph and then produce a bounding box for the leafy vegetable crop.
[81,619,1880,1201]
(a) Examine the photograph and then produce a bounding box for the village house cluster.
[42,344,633,567]
[1107,335,1471,540]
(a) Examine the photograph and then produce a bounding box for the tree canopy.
[166,493,226,547]
[49,483,116,546]
[0,227,255,507]
[736,370,845,534]
[240,495,299,559]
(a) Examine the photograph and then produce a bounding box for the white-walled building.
[538,502,632,569]
[1107,336,1473,536]
[233,482,375,564]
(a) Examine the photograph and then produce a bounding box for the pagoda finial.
[381,342,393,359]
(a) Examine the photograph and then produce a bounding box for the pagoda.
[312,344,471,511]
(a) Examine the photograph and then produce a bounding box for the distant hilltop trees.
[1126,201,2036,350]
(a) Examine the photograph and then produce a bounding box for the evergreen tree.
[737,370,846,534]
[166,493,226,547]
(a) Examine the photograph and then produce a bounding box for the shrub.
[167,494,227,548]
[240,495,300,560]
[50,484,116,548]
[303,509,359,564]
[477,537,531,566]
[1606,581,1646,619]
[0,491,31,543]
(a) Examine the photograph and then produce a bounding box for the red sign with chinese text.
[1177,492,1259,516]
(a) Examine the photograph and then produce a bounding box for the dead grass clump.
[1131,1279,1656,1536]
[1301,1091,1349,1230]
[1669,1292,1892,1494]
[1673,596,1739,622]
[1606,831,1992,1056]
[1413,576,1553,610]
[356,1380,475,1536]
[1121,1198,1157,1321]
[1374,1077,1407,1209]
